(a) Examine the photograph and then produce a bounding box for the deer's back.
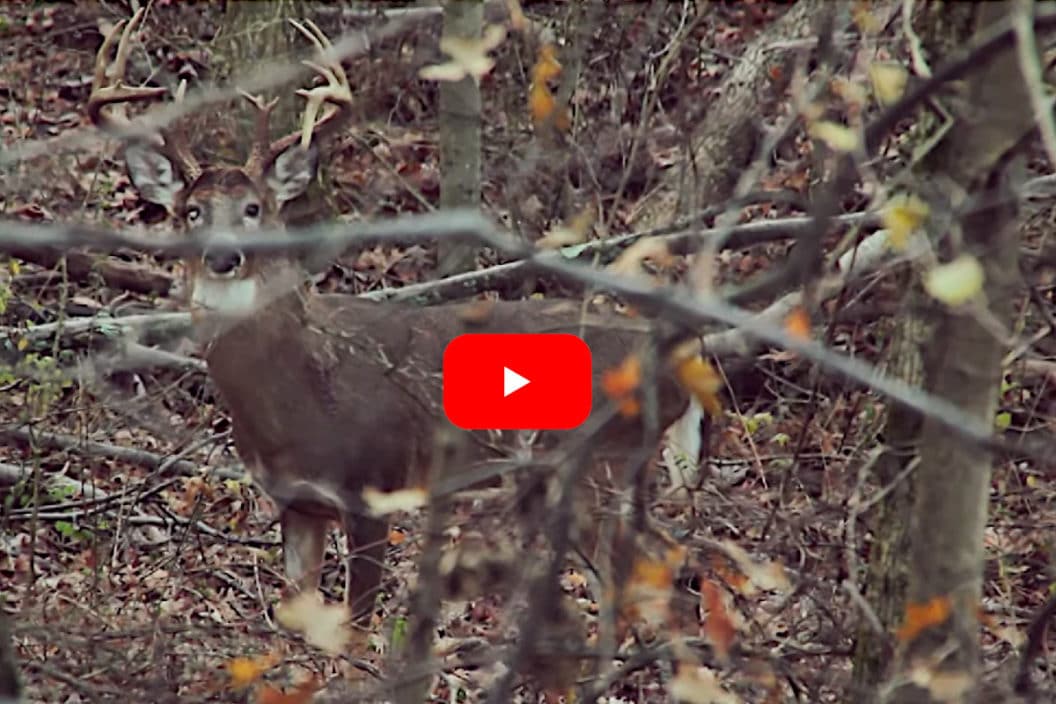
[206,294,690,518]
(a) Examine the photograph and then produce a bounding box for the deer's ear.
[266,143,318,204]
[125,143,185,210]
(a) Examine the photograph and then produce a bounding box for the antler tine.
[159,78,203,182]
[88,9,202,180]
[88,8,168,133]
[240,90,280,178]
[287,18,353,151]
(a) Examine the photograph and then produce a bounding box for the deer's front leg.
[280,507,329,595]
[342,514,389,624]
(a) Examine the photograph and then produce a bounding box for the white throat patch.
[191,275,261,317]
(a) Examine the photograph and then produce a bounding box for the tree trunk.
[889,2,1035,701]
[436,0,484,276]
[630,0,830,230]
[0,606,20,704]
[851,290,925,700]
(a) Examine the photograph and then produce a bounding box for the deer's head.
[88,10,351,318]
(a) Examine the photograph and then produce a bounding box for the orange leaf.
[631,556,675,591]
[709,553,750,595]
[784,306,811,340]
[532,44,562,83]
[388,528,407,546]
[617,396,641,418]
[625,556,675,626]
[529,44,570,131]
[226,652,279,691]
[700,579,737,663]
[602,354,642,399]
[897,596,952,643]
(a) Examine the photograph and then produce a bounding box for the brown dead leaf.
[457,299,497,324]
[700,579,737,663]
[256,677,320,704]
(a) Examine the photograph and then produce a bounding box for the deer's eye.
[185,206,202,224]
[244,202,261,218]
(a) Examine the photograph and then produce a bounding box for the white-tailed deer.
[89,11,693,621]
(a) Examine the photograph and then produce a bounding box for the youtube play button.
[443,333,592,430]
[503,367,530,397]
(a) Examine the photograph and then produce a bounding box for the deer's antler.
[241,18,353,178]
[88,8,202,182]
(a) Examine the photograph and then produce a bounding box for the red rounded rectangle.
[443,333,593,430]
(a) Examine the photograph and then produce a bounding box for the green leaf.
[994,411,1012,430]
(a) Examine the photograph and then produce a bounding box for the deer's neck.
[201,286,321,424]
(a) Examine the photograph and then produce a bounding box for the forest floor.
[1,2,1055,703]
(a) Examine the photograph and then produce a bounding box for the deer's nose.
[202,247,246,277]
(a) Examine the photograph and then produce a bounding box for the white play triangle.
[503,366,530,397]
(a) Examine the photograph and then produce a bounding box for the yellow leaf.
[853,2,885,34]
[674,356,723,419]
[419,24,506,83]
[809,120,859,152]
[923,255,984,306]
[226,652,279,690]
[869,62,908,105]
[275,592,351,655]
[608,238,672,278]
[536,207,594,249]
[17,337,29,351]
[881,193,929,250]
[361,486,428,517]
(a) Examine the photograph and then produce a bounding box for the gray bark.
[888,2,1035,701]
[436,0,484,276]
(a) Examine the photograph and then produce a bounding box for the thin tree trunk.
[0,606,20,704]
[436,0,484,276]
[851,290,925,700]
[888,2,1034,701]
